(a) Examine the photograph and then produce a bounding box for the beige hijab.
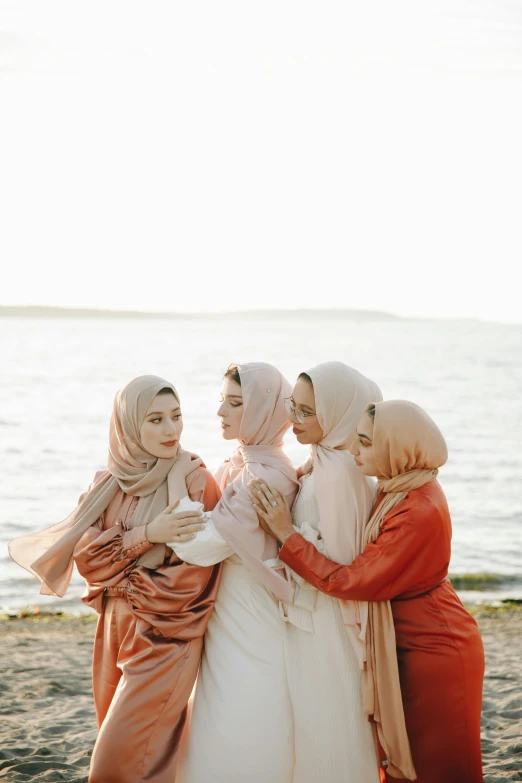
[361,400,448,780]
[9,375,190,596]
[303,361,383,663]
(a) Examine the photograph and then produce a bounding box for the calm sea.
[1,314,521,612]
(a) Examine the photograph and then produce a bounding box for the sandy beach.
[0,606,521,782]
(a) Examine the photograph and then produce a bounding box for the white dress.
[282,473,381,783]
[174,517,294,783]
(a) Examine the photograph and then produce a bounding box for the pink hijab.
[9,375,190,596]
[303,361,383,664]
[212,362,299,602]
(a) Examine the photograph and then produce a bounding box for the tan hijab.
[9,375,190,596]
[303,361,383,662]
[361,400,448,780]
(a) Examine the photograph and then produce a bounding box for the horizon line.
[0,304,519,326]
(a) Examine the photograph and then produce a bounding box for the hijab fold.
[212,363,299,602]
[302,361,383,664]
[9,375,191,596]
[361,400,448,780]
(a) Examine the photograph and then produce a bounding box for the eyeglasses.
[284,397,316,425]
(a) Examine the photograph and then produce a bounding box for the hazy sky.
[1,0,521,321]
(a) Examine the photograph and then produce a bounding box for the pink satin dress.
[74,469,222,783]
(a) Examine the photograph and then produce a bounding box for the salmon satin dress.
[279,480,484,783]
[74,469,222,783]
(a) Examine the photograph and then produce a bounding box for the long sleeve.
[126,470,224,640]
[74,519,153,584]
[169,469,233,566]
[279,487,450,602]
[173,468,298,569]
[169,486,233,567]
[171,519,235,567]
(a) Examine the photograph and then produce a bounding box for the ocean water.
[1,314,521,612]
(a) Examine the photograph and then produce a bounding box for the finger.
[261,484,279,507]
[250,486,266,502]
[171,510,203,520]
[165,500,180,513]
[257,490,273,512]
[252,502,265,515]
[253,504,270,521]
[249,483,266,503]
[177,533,197,541]
[173,522,206,535]
[251,483,272,508]
[274,489,286,505]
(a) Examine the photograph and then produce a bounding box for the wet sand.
[0,607,521,782]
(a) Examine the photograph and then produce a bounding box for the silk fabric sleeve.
[279,491,449,601]
[127,472,224,640]
[74,521,153,583]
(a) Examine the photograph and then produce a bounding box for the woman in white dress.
[172,362,299,783]
[252,361,383,783]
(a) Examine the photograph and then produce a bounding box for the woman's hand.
[249,481,295,545]
[177,451,205,476]
[169,452,205,499]
[146,500,206,544]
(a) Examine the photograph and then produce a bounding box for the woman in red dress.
[251,399,484,783]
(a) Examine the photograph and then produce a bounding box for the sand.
[0,608,521,782]
[0,614,96,782]
[478,607,522,782]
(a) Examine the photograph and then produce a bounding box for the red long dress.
[74,468,222,783]
[279,480,484,783]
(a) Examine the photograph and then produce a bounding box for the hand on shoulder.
[177,450,205,477]
[146,501,207,544]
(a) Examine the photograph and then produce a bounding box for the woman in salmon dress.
[252,399,485,783]
[9,375,222,783]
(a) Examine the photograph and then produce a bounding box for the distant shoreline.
[0,305,401,320]
[1,305,518,325]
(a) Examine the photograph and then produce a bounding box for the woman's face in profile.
[350,414,380,477]
[218,378,244,440]
[287,377,324,445]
